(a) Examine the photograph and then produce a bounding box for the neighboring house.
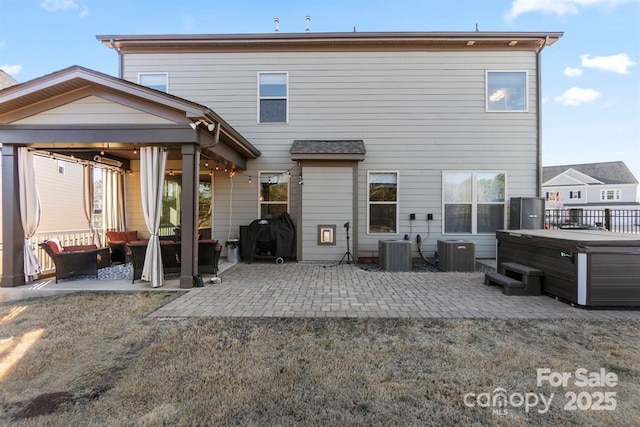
[1,30,562,287]
[0,70,18,90]
[542,162,640,209]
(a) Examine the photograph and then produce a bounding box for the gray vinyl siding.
[14,95,174,125]
[34,156,88,233]
[301,166,353,261]
[124,50,539,259]
[124,159,146,239]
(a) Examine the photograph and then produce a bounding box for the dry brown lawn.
[0,292,638,426]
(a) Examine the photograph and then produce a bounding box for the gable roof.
[543,168,604,187]
[543,162,638,185]
[0,70,18,89]
[0,65,260,159]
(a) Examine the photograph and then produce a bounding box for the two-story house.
[1,31,562,287]
[542,161,640,209]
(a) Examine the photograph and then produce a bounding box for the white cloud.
[581,53,636,74]
[181,15,196,32]
[564,67,583,77]
[505,0,634,20]
[40,0,88,16]
[40,0,78,11]
[0,65,23,76]
[555,87,601,106]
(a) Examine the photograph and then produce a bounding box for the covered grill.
[240,212,296,263]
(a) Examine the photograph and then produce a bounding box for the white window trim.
[257,71,289,124]
[442,171,507,235]
[138,72,169,93]
[600,188,621,201]
[485,70,529,113]
[258,170,290,217]
[367,170,399,235]
[546,191,560,201]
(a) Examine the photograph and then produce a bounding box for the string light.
[226,163,301,187]
[133,145,138,155]
[169,169,174,176]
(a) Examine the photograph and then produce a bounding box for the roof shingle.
[290,140,366,155]
[543,161,638,185]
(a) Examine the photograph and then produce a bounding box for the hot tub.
[496,229,640,307]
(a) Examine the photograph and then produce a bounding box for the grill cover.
[240,212,296,260]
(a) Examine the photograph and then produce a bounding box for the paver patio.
[150,262,640,320]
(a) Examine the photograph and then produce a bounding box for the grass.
[0,292,638,426]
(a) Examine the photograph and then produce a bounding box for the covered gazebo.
[0,66,260,288]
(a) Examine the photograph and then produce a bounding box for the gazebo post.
[1,145,26,287]
[179,143,200,288]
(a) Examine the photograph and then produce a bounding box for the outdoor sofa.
[40,238,110,283]
[128,239,222,283]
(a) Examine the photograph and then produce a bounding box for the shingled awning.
[290,140,366,161]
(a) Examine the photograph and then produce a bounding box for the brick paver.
[149,263,640,320]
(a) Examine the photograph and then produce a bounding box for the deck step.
[484,271,524,289]
[501,262,544,277]
[484,270,543,297]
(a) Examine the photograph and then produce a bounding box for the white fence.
[0,229,100,276]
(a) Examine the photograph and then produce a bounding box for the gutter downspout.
[109,39,124,79]
[535,36,548,197]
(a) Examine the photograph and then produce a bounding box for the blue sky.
[1,0,639,179]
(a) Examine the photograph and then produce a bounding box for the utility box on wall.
[437,240,476,272]
[509,197,545,230]
[379,240,412,271]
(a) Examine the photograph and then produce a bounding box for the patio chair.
[39,239,100,283]
[128,242,148,283]
[198,240,222,276]
[128,240,182,283]
[106,230,144,264]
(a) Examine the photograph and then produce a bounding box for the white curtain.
[104,168,126,232]
[140,146,167,288]
[18,148,42,281]
[83,164,100,247]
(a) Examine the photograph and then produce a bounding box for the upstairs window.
[368,172,398,234]
[569,190,582,199]
[258,72,288,123]
[486,71,527,112]
[139,73,168,92]
[546,191,560,201]
[600,189,621,201]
